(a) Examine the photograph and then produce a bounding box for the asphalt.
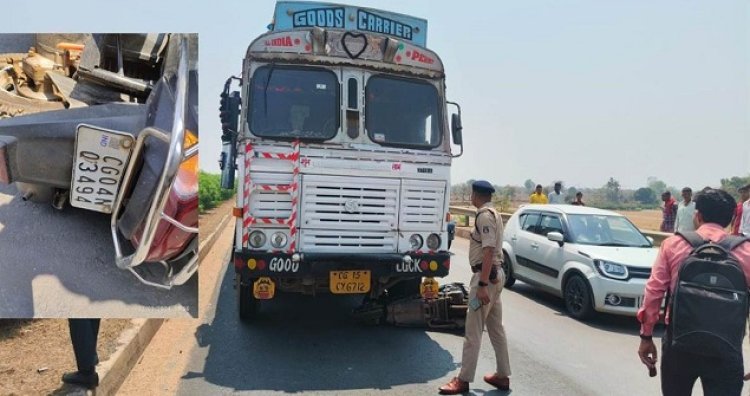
[0,175,197,318]
[173,236,736,395]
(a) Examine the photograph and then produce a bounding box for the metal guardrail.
[449,205,671,246]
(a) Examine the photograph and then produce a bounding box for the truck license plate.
[330,270,371,294]
[70,125,134,213]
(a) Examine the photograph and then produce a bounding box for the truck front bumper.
[233,250,451,280]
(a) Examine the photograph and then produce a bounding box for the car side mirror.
[547,231,564,247]
[451,113,463,145]
[646,236,654,245]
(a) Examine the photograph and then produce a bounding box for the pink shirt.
[637,223,750,336]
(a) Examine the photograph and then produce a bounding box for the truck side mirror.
[451,113,463,145]
[219,78,241,190]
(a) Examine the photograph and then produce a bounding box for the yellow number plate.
[329,270,371,294]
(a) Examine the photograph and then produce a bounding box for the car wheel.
[237,277,259,322]
[564,274,594,320]
[502,252,516,288]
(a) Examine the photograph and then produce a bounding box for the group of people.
[441,180,750,395]
[529,182,585,206]
[660,185,750,237]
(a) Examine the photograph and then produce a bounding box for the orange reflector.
[446,212,451,222]
[183,129,199,148]
[233,207,243,217]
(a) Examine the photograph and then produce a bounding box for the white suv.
[502,204,658,319]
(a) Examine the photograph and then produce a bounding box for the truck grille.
[300,229,397,253]
[300,175,399,231]
[399,179,445,231]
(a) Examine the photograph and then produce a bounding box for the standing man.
[637,189,750,395]
[739,184,750,237]
[731,186,749,235]
[529,184,548,204]
[440,181,511,394]
[548,181,564,204]
[63,319,101,389]
[571,192,585,206]
[660,191,677,232]
[673,187,696,233]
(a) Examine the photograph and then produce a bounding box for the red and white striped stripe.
[241,140,301,254]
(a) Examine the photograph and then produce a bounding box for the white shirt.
[548,192,564,204]
[674,200,696,233]
[741,199,750,236]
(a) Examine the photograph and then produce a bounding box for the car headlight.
[409,234,423,250]
[249,230,266,248]
[594,259,629,280]
[426,233,441,250]
[270,232,288,248]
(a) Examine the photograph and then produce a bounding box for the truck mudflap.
[233,250,451,279]
[354,282,469,330]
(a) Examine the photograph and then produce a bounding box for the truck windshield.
[249,66,339,140]
[365,75,442,149]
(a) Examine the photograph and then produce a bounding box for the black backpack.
[669,232,750,357]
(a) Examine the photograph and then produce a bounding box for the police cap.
[472,180,495,194]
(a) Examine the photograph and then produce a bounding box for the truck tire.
[237,278,259,322]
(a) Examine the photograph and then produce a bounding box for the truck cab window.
[249,66,339,140]
[365,75,441,149]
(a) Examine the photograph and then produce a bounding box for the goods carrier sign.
[272,1,428,46]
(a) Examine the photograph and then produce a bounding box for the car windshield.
[566,214,651,247]
[249,66,339,140]
[365,75,442,149]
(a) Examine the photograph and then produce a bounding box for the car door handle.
[511,236,517,241]
[531,243,539,249]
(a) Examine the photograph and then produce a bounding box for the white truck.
[219,1,463,320]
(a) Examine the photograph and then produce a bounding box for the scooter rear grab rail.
[109,39,199,290]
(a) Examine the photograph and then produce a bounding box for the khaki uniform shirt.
[469,202,504,266]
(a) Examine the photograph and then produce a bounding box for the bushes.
[199,171,235,212]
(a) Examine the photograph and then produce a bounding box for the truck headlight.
[409,234,423,250]
[594,260,629,280]
[249,230,266,248]
[426,233,441,250]
[270,232,288,248]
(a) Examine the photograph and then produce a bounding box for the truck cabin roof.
[246,28,444,78]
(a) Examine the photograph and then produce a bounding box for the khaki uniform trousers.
[458,271,511,382]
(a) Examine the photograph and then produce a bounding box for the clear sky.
[8,0,749,190]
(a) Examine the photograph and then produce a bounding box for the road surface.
[123,227,750,395]
[0,179,197,317]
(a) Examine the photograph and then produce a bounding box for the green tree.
[605,177,621,203]
[634,187,657,205]
[524,179,535,193]
[720,176,750,198]
[647,177,668,195]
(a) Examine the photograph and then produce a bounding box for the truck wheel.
[564,274,594,320]
[237,278,259,322]
[388,277,422,299]
[502,252,516,288]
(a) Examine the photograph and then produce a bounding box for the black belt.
[471,264,498,280]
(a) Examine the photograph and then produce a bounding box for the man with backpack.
[637,188,750,395]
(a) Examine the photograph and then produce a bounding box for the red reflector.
[419,260,428,271]
[233,257,244,269]
[257,259,267,270]
[233,207,243,218]
[446,212,451,222]
[443,260,450,270]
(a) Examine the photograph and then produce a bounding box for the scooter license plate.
[70,124,134,213]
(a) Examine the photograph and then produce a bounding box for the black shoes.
[62,370,99,389]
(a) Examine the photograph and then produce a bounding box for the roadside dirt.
[0,319,131,396]
[118,201,234,395]
[199,198,235,239]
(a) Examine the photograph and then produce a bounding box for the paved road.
[0,182,197,318]
[161,235,748,395]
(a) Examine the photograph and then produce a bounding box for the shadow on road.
[0,183,197,317]
[506,282,665,337]
[184,267,457,393]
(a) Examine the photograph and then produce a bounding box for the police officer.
[439,180,511,394]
